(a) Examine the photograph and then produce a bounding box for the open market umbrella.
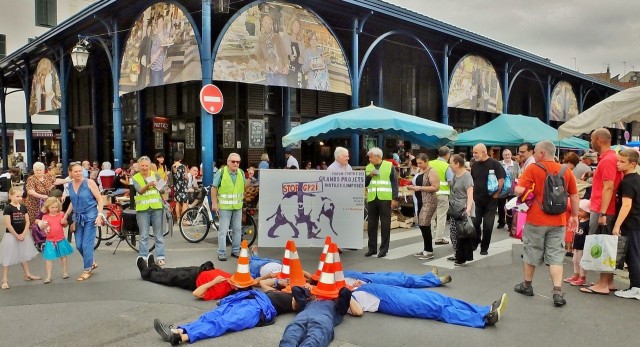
[281,104,458,148]
[558,86,640,139]
[453,114,590,150]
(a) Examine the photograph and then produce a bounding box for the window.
[35,0,57,27]
[0,34,5,59]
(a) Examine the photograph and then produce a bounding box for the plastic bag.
[455,213,476,239]
[487,170,498,195]
[580,234,618,272]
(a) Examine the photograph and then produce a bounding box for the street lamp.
[70,39,90,72]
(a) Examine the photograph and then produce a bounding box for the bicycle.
[97,196,173,254]
[178,185,257,246]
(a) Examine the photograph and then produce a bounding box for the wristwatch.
[599,212,606,217]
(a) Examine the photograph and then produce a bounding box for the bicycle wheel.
[179,207,210,243]
[99,207,120,241]
[226,211,257,247]
[124,227,157,252]
[163,208,173,237]
[94,224,102,250]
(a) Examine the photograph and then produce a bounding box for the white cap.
[578,199,591,213]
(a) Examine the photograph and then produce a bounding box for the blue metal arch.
[508,67,546,105]
[358,30,443,92]
[582,87,602,105]
[212,0,352,86]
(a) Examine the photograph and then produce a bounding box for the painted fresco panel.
[29,58,61,116]
[448,55,503,113]
[550,81,578,122]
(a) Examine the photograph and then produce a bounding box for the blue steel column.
[201,0,214,186]
[350,18,360,166]
[59,52,70,169]
[90,60,99,162]
[0,75,8,170]
[23,59,33,168]
[441,43,449,125]
[503,62,509,113]
[545,76,551,124]
[112,22,123,168]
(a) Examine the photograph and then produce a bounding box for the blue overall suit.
[249,255,281,278]
[343,270,442,288]
[279,300,343,347]
[178,290,276,342]
[355,283,491,328]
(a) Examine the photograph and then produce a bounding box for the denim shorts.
[522,224,565,266]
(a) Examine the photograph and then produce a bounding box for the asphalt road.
[0,217,636,347]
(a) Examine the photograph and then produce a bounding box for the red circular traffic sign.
[199,84,224,114]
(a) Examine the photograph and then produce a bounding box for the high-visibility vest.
[365,161,393,202]
[429,159,450,195]
[132,172,163,211]
[218,166,245,210]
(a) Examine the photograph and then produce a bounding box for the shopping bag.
[616,235,628,270]
[515,211,527,240]
[455,213,476,239]
[580,234,618,272]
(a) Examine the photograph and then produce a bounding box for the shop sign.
[153,117,170,133]
[185,123,196,149]
[248,120,265,149]
[223,120,235,149]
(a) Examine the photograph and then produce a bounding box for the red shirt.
[43,213,65,242]
[590,150,622,215]
[195,269,233,301]
[518,161,578,226]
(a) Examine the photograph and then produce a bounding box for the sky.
[384,0,640,79]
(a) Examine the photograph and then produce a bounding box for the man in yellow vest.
[430,146,453,245]
[132,156,167,266]
[211,153,246,261]
[365,147,399,258]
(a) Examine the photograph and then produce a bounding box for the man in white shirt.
[327,147,352,171]
[285,151,299,169]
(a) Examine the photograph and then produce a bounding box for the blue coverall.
[249,255,281,278]
[279,300,343,347]
[343,270,441,288]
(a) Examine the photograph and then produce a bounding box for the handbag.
[580,234,618,272]
[447,199,466,220]
[455,213,476,239]
[616,235,628,270]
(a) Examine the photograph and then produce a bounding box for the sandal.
[62,273,69,280]
[91,262,98,271]
[1,282,8,289]
[44,278,52,284]
[24,275,42,281]
[77,271,92,281]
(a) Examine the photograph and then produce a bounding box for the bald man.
[470,144,506,255]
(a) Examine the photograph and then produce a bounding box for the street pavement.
[0,217,636,347]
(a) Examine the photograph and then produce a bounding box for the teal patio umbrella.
[282,104,458,148]
[452,114,590,150]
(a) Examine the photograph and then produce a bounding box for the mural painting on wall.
[29,58,61,116]
[213,1,351,95]
[448,55,503,114]
[550,81,578,122]
[119,2,201,94]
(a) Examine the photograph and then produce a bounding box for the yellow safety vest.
[429,159,450,195]
[132,172,163,211]
[218,166,245,210]
[365,161,393,202]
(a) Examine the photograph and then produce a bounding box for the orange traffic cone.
[310,245,339,299]
[229,240,255,288]
[277,240,295,280]
[330,243,346,290]
[282,241,307,293]
[311,236,332,282]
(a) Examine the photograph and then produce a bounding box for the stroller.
[31,199,47,252]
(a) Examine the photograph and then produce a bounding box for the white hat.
[578,199,591,213]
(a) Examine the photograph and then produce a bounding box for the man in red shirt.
[581,128,623,295]
[514,140,579,307]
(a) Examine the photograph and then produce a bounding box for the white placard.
[258,170,365,248]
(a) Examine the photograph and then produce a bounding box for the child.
[563,199,590,286]
[36,197,74,283]
[0,187,41,289]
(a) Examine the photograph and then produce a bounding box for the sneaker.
[553,293,566,306]
[136,256,147,272]
[514,282,534,296]
[153,318,173,342]
[447,256,456,261]
[453,261,466,267]
[418,252,435,260]
[413,250,428,257]
[563,274,579,283]
[486,293,508,325]
[218,255,227,261]
[147,254,155,266]
[614,287,640,300]
[439,274,452,285]
[484,310,499,326]
[570,278,587,286]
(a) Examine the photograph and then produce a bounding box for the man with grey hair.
[211,153,246,261]
[82,160,91,179]
[327,147,352,172]
[365,147,399,258]
[429,146,454,245]
[514,140,579,306]
[97,162,116,190]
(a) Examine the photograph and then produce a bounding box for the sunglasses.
[230,160,241,164]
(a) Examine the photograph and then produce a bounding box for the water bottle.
[488,169,498,195]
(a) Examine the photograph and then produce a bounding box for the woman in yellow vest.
[210,153,246,261]
[132,156,166,266]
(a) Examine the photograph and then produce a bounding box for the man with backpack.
[513,140,579,307]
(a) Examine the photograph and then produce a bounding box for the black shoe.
[218,255,227,261]
[292,286,310,311]
[154,318,172,342]
[497,223,505,229]
[553,293,566,307]
[231,253,240,259]
[147,254,155,266]
[169,332,182,346]
[447,256,456,261]
[336,287,352,316]
[480,250,488,256]
[137,256,147,272]
[364,250,376,257]
[453,261,466,266]
[514,282,534,296]
[377,252,387,258]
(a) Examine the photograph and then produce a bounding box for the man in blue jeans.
[132,156,166,266]
[211,153,247,261]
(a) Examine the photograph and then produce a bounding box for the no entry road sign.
[200,84,224,114]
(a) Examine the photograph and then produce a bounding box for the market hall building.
[0,0,621,184]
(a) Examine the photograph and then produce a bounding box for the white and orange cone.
[311,236,332,282]
[229,240,255,288]
[282,240,307,293]
[310,245,339,299]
